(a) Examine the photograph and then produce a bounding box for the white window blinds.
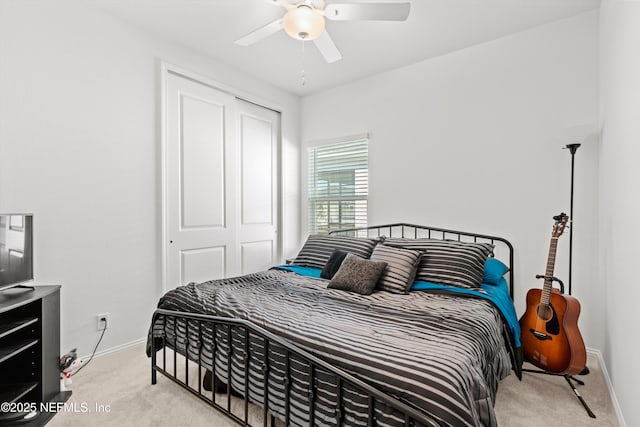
[308,138,368,234]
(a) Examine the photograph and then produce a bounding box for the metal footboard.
[150,309,442,427]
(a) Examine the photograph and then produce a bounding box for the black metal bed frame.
[151,310,442,427]
[150,223,515,427]
[329,223,514,298]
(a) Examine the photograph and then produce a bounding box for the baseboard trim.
[587,347,626,427]
[82,337,147,360]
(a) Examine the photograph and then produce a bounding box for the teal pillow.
[483,258,509,285]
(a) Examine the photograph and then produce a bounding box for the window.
[308,138,368,234]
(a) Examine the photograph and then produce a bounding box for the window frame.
[307,135,369,234]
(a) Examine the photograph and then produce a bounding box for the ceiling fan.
[235,0,411,63]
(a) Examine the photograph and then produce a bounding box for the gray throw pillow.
[327,253,387,295]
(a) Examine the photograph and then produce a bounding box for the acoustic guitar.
[519,213,587,375]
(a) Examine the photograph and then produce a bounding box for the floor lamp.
[565,143,581,296]
[566,142,594,400]
[523,142,595,419]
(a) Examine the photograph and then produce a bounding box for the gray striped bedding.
[148,269,513,427]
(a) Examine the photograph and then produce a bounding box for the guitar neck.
[541,237,559,306]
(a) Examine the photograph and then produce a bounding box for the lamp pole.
[565,143,581,296]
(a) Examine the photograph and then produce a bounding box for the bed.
[147,223,522,427]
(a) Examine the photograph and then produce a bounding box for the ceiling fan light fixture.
[283,5,325,41]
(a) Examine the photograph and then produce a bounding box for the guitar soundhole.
[537,304,553,321]
[534,303,560,335]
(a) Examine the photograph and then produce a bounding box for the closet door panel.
[163,70,281,290]
[180,95,226,229]
[165,72,236,290]
[237,99,280,274]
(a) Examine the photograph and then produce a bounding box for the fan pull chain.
[301,37,306,86]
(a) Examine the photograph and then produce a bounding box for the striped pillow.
[294,235,379,269]
[384,238,494,289]
[369,244,422,294]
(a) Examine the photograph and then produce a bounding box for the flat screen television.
[0,214,34,291]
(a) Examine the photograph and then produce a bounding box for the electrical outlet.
[96,313,110,331]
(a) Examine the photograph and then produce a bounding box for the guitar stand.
[523,275,596,418]
[534,274,565,294]
[522,368,596,418]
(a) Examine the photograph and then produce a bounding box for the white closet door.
[163,71,280,290]
[165,72,237,289]
[236,99,280,275]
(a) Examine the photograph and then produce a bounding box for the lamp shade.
[283,5,325,40]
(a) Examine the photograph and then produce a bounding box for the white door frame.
[159,62,283,292]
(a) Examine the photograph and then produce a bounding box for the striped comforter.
[148,269,514,427]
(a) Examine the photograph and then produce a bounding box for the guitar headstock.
[552,213,569,238]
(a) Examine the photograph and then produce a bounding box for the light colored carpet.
[47,343,619,427]
[495,355,618,427]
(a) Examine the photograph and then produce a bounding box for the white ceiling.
[89,0,600,96]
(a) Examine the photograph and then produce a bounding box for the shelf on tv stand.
[0,339,39,364]
[0,317,38,340]
[0,286,67,425]
[0,382,39,404]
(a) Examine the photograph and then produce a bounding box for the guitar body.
[519,288,587,375]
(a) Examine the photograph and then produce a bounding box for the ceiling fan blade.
[235,19,283,46]
[324,2,411,21]
[313,30,342,63]
[263,0,293,9]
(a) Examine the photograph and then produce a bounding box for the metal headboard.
[329,222,515,299]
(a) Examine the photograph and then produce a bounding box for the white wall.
[600,1,640,426]
[302,12,601,348]
[0,0,300,356]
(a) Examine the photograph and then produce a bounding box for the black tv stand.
[0,286,70,425]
